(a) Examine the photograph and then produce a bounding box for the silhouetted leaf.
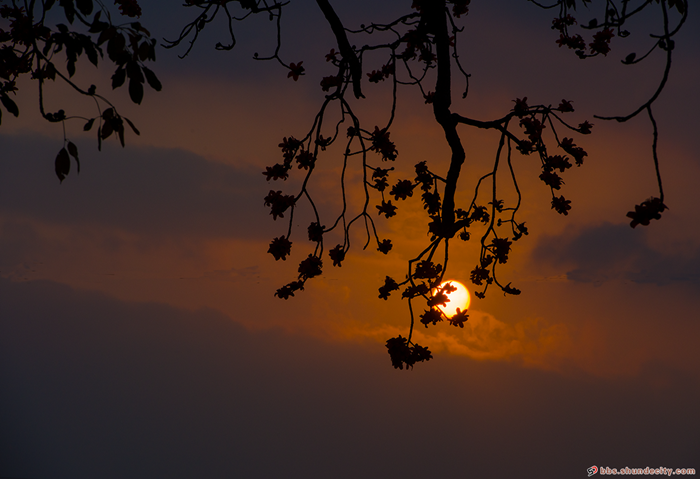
[75,0,93,15]
[112,67,126,89]
[89,17,108,35]
[627,197,667,228]
[386,336,411,369]
[101,119,113,139]
[378,276,399,300]
[85,43,99,66]
[45,109,65,122]
[115,118,125,147]
[55,148,70,182]
[137,41,150,61]
[307,222,324,242]
[297,254,322,280]
[42,39,53,56]
[60,0,75,24]
[117,126,125,147]
[0,94,19,117]
[414,260,442,280]
[126,61,144,83]
[131,22,151,36]
[376,200,397,218]
[43,63,57,80]
[128,78,144,104]
[264,190,296,220]
[106,33,126,61]
[385,336,432,370]
[83,118,95,131]
[268,236,292,261]
[67,141,80,173]
[420,308,443,327]
[274,280,304,299]
[67,141,78,159]
[124,117,140,135]
[97,26,116,46]
[669,0,686,14]
[623,52,636,64]
[377,239,392,254]
[142,66,162,91]
[448,308,469,328]
[329,244,345,266]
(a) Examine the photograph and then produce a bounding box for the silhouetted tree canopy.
[0,0,688,369]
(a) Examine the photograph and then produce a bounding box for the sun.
[434,280,470,317]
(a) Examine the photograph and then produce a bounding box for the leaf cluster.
[2,0,686,369]
[0,0,160,181]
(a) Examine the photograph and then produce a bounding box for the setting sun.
[434,280,470,317]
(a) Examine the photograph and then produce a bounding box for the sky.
[1,1,699,478]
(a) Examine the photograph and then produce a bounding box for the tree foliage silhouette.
[0,0,688,369]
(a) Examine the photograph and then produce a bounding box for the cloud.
[531,222,700,284]
[339,309,573,371]
[0,132,278,241]
[1,277,698,479]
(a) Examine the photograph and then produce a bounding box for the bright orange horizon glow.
[435,280,470,317]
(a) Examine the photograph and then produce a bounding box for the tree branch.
[315,0,365,99]
[426,0,464,237]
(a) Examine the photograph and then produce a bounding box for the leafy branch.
[2,0,687,369]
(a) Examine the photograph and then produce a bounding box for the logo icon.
[587,466,598,477]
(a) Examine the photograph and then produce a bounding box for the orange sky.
[1,1,699,477]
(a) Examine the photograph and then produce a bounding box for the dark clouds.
[1,278,698,479]
[532,222,700,284]
[0,133,278,241]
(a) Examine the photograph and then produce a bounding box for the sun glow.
[434,280,471,317]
